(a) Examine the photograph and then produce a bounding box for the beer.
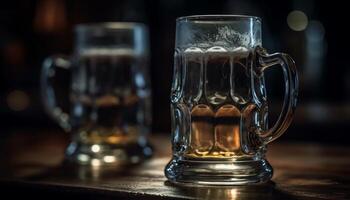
[71,49,151,146]
[171,46,262,159]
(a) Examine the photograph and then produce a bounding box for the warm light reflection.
[91,144,101,153]
[107,135,122,144]
[34,0,67,33]
[91,159,101,166]
[6,90,30,111]
[227,189,237,200]
[194,188,239,199]
[287,10,308,31]
[103,156,116,163]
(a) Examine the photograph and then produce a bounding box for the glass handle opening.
[255,47,299,144]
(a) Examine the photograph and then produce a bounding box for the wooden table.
[0,131,349,199]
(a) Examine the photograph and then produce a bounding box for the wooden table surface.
[0,131,349,200]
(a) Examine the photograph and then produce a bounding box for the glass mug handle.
[255,47,299,144]
[41,55,71,132]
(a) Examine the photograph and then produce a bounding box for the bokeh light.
[306,20,325,42]
[287,10,308,31]
[6,90,30,111]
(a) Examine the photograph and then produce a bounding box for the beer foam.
[79,48,138,57]
[184,47,204,53]
[216,26,254,48]
[180,25,261,50]
[182,46,250,58]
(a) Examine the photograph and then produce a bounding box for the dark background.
[0,0,349,144]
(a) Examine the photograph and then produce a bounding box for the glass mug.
[165,15,298,185]
[41,23,152,165]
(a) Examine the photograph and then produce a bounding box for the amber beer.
[172,46,260,158]
[70,50,150,145]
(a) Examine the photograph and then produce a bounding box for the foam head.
[176,15,261,51]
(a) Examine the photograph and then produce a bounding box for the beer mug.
[165,15,298,185]
[41,23,152,165]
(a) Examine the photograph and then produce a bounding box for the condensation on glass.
[41,23,152,166]
[165,15,298,185]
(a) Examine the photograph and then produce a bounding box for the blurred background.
[0,0,349,144]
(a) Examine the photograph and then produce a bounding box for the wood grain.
[0,131,349,199]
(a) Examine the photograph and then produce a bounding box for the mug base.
[65,141,153,166]
[165,156,273,185]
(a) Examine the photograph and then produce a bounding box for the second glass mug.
[41,23,153,165]
[165,15,298,185]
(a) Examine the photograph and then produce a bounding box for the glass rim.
[176,15,261,22]
[75,22,146,32]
